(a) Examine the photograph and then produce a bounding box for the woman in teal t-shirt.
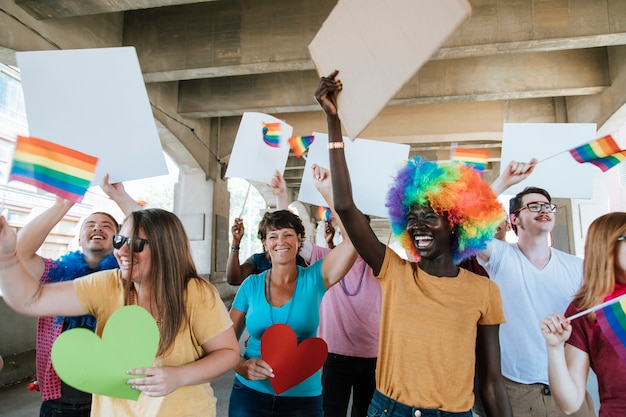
[228,208,356,417]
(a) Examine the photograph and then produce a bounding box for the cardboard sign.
[260,324,328,395]
[500,123,598,199]
[308,0,471,139]
[225,112,292,184]
[51,305,159,401]
[298,133,410,217]
[16,47,168,185]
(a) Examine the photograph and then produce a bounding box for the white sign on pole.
[298,132,410,218]
[500,123,598,199]
[225,112,292,185]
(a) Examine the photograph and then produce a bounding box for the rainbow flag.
[451,148,489,172]
[288,135,314,158]
[569,135,626,172]
[317,206,332,222]
[262,122,282,148]
[596,294,626,365]
[9,135,98,203]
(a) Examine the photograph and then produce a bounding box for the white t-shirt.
[479,239,582,384]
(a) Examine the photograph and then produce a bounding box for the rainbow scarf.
[45,251,118,330]
[569,135,626,172]
[288,135,314,158]
[262,122,282,148]
[9,135,98,203]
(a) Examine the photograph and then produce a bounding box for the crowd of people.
[0,71,624,417]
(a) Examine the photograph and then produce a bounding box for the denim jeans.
[40,399,91,417]
[322,353,377,417]
[367,390,472,417]
[228,378,322,417]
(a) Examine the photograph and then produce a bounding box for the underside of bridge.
[1,0,626,239]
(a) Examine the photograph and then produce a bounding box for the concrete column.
[173,168,214,278]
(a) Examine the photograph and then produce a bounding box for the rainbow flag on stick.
[9,135,98,203]
[567,293,626,365]
[262,122,282,148]
[451,148,489,172]
[596,294,626,364]
[288,135,314,158]
[317,206,332,222]
[568,135,626,172]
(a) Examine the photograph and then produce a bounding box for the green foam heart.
[51,305,159,400]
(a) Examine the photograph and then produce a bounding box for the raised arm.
[490,159,537,196]
[270,170,289,210]
[540,314,590,414]
[225,218,258,285]
[0,216,85,317]
[101,173,143,216]
[315,70,386,275]
[477,158,538,263]
[310,163,357,288]
[16,197,74,278]
[324,221,336,249]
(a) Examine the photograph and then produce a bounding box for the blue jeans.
[322,353,377,417]
[367,390,472,417]
[40,399,91,417]
[228,378,322,417]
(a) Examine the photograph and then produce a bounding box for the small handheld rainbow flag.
[451,148,489,172]
[288,135,314,158]
[317,206,332,222]
[262,122,282,148]
[568,135,626,172]
[596,294,626,364]
[9,135,98,203]
[567,293,626,365]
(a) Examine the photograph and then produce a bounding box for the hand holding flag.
[567,293,626,365]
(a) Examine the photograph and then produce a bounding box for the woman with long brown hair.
[541,212,626,417]
[0,208,239,417]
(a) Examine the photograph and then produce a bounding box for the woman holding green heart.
[0,209,240,417]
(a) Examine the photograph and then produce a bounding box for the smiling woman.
[317,70,514,416]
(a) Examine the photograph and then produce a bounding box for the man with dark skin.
[315,70,512,417]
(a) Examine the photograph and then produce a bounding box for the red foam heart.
[260,324,328,395]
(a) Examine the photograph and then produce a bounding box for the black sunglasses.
[112,234,150,252]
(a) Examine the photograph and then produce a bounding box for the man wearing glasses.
[474,160,595,417]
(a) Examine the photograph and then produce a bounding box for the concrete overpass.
[1,0,626,282]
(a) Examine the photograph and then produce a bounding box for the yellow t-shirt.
[74,269,233,417]
[376,247,505,412]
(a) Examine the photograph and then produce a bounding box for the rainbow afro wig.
[386,156,505,263]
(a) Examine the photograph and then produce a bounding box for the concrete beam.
[0,1,124,52]
[14,0,217,20]
[568,45,626,133]
[177,48,609,118]
[118,0,626,82]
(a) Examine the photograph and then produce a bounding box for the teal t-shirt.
[232,260,326,396]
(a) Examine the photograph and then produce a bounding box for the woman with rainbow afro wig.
[387,156,505,264]
[316,70,512,417]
